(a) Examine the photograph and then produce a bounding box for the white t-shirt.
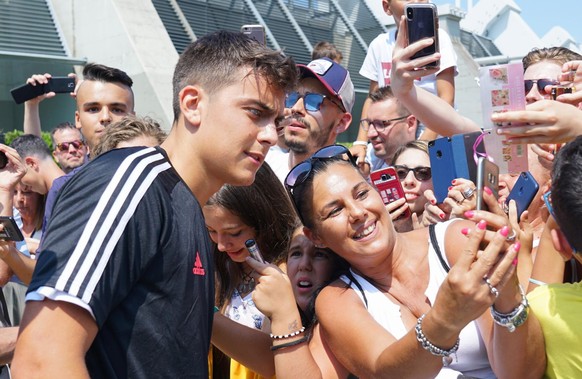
[359,28,458,95]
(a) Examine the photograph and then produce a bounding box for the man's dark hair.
[11,134,52,160]
[82,63,133,88]
[172,30,298,123]
[50,122,84,148]
[551,135,582,251]
[368,86,410,117]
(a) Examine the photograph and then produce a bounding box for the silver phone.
[476,157,499,211]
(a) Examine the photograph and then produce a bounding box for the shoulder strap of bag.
[429,224,451,273]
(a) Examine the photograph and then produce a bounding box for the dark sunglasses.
[394,165,432,181]
[360,115,409,133]
[56,140,84,152]
[524,79,559,94]
[285,145,356,195]
[285,92,345,112]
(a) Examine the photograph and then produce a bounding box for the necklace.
[237,270,255,295]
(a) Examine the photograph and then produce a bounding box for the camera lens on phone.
[0,152,7,170]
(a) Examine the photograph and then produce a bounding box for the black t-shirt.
[29,146,214,378]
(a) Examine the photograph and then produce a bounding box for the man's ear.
[180,85,203,128]
[24,156,39,171]
[382,0,392,15]
[550,228,573,261]
[334,112,352,134]
[75,110,82,131]
[406,114,417,136]
[303,226,326,248]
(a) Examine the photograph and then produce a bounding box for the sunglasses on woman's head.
[285,145,357,195]
[524,79,559,94]
[285,92,345,113]
[394,165,432,181]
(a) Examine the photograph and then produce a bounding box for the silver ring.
[462,187,475,200]
[484,277,499,298]
[506,229,517,243]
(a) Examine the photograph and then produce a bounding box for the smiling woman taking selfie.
[284,144,545,379]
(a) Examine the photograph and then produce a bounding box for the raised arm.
[390,16,480,136]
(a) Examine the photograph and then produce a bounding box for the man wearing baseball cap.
[265,57,355,182]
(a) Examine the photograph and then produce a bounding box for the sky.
[431,0,582,44]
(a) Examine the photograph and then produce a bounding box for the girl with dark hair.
[204,163,299,378]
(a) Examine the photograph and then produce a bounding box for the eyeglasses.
[394,165,432,181]
[285,145,356,195]
[360,115,409,133]
[55,140,84,152]
[524,79,559,94]
[285,92,345,113]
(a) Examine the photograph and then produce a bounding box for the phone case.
[0,216,24,242]
[428,137,456,203]
[506,171,539,218]
[476,157,499,211]
[10,77,75,104]
[370,167,411,219]
[405,3,439,68]
[10,82,45,104]
[241,24,266,45]
[451,131,487,183]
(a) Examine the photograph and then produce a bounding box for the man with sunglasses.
[50,122,88,173]
[361,86,419,176]
[266,57,354,182]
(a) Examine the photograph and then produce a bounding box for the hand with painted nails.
[492,100,582,145]
[433,220,521,330]
[385,197,414,232]
[444,178,478,218]
[421,188,449,226]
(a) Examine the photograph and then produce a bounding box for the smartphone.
[476,157,499,211]
[405,3,439,69]
[0,216,24,242]
[370,167,411,219]
[245,239,265,263]
[241,25,266,45]
[428,137,456,203]
[551,86,574,100]
[505,172,539,218]
[10,77,75,104]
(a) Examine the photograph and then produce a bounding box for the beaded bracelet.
[270,336,309,351]
[415,314,460,367]
[270,326,306,340]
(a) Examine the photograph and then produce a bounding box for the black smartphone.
[405,3,440,69]
[476,157,499,211]
[0,216,24,242]
[241,25,266,45]
[10,77,75,104]
[505,172,539,219]
[245,239,265,263]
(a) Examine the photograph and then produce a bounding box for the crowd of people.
[0,1,580,378]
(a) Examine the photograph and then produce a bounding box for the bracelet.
[270,336,309,351]
[352,141,368,147]
[270,326,305,339]
[490,284,529,333]
[528,277,547,286]
[415,314,459,367]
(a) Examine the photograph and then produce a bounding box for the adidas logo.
[192,252,205,276]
